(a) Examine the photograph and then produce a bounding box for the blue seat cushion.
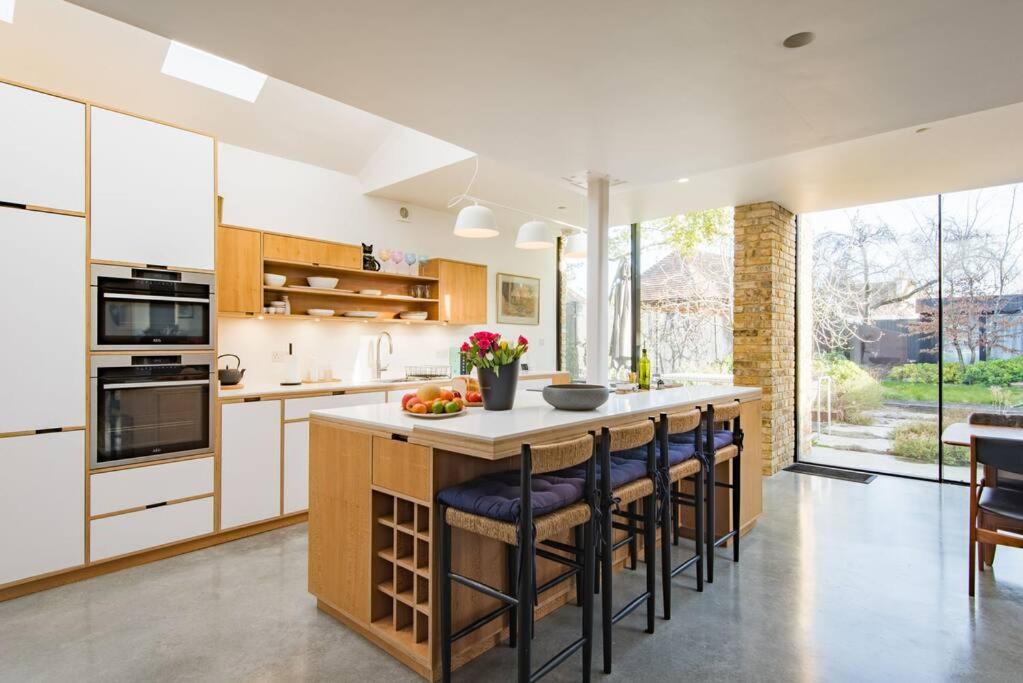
[666,441,697,465]
[560,450,649,489]
[437,470,585,522]
[669,430,733,450]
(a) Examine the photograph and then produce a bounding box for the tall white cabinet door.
[0,208,85,433]
[0,432,85,585]
[0,83,85,213]
[90,107,214,270]
[283,422,310,514]
[220,400,281,529]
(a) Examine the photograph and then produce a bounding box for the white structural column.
[585,174,610,386]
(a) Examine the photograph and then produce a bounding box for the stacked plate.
[344,311,379,318]
[359,289,382,296]
[399,311,429,321]
[307,308,335,317]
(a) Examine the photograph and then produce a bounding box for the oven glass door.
[97,277,211,347]
[95,364,211,466]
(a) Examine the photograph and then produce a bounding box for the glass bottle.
[638,348,651,390]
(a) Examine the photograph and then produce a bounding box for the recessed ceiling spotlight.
[783,31,815,48]
[0,0,15,23]
[915,127,930,134]
[556,205,567,211]
[161,41,267,102]
[677,177,690,184]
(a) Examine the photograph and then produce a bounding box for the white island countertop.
[310,384,761,459]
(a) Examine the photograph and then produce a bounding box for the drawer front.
[285,391,386,420]
[90,457,214,516]
[372,437,430,502]
[90,497,214,562]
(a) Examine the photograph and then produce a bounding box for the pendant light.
[453,203,499,238]
[564,232,587,258]
[515,220,555,249]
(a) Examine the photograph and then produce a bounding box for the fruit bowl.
[400,385,466,417]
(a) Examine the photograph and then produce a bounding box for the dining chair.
[969,435,1023,596]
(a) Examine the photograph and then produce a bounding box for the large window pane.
[940,183,1023,482]
[609,224,633,381]
[800,196,941,479]
[560,239,587,381]
[639,208,734,384]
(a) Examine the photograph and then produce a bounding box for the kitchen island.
[307,385,763,680]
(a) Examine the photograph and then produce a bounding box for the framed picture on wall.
[496,272,540,325]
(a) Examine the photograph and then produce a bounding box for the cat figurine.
[362,243,381,271]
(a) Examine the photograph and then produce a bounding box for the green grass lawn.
[881,380,1023,406]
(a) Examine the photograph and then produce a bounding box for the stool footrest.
[452,602,515,642]
[712,529,738,549]
[670,552,701,579]
[531,636,588,683]
[450,572,517,605]
[611,591,651,625]
[535,547,582,571]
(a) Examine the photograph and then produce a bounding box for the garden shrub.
[814,353,883,424]
[890,420,969,465]
[885,362,963,384]
[961,356,1023,387]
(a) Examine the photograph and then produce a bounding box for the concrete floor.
[2,473,1022,682]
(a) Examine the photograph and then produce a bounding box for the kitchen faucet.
[375,331,393,379]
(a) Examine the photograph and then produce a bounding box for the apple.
[401,393,417,409]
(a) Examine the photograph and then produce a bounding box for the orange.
[410,403,427,414]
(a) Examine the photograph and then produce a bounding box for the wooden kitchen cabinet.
[216,225,262,314]
[423,258,487,324]
[0,208,85,434]
[220,400,282,529]
[90,107,215,270]
[0,432,85,586]
[0,82,85,213]
[263,233,361,269]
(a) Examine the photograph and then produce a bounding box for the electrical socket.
[272,351,286,363]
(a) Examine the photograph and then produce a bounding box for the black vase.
[478,362,520,411]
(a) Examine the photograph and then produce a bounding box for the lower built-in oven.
[90,353,215,469]
[91,264,215,351]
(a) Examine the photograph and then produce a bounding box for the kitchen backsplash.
[218,318,552,385]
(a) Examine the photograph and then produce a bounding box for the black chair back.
[973,436,1023,476]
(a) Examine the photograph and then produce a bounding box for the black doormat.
[784,463,876,484]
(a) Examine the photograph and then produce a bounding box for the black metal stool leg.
[706,457,715,584]
[439,504,453,683]
[507,543,517,648]
[575,525,584,605]
[644,496,656,634]
[733,453,741,563]
[672,483,681,546]
[627,501,638,570]
[601,497,613,674]
[695,469,705,592]
[660,479,673,619]
[582,517,595,683]
[517,532,533,682]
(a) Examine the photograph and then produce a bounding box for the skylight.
[161,41,267,102]
[0,0,15,24]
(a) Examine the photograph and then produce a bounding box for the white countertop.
[310,385,761,453]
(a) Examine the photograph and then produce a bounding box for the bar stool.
[437,433,596,683]
[594,419,659,674]
[702,400,743,582]
[656,407,705,619]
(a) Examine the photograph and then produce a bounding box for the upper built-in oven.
[91,264,215,351]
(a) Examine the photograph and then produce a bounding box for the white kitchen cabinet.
[0,432,85,585]
[283,391,387,420]
[90,107,214,270]
[0,82,85,213]
[283,422,309,514]
[90,457,214,517]
[90,497,213,562]
[0,208,85,434]
[220,400,281,529]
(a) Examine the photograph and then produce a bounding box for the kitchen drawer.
[372,437,430,502]
[285,391,386,420]
[89,497,214,562]
[90,457,214,516]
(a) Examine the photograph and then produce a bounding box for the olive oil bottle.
[638,348,651,390]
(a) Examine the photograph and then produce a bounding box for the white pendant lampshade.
[453,203,499,238]
[515,220,554,249]
[564,232,587,258]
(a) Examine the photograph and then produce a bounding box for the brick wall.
[733,202,797,475]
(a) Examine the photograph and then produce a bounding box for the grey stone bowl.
[542,384,610,411]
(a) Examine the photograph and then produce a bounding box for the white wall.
[217,143,557,383]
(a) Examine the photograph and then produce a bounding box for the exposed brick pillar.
[733,202,796,475]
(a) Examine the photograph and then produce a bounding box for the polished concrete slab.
[2,473,1022,682]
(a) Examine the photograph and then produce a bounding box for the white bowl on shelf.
[307,276,340,289]
[343,311,379,318]
[399,311,429,320]
[264,273,286,287]
[307,308,336,317]
[358,289,382,296]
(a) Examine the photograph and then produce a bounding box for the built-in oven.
[91,264,215,351]
[90,353,215,469]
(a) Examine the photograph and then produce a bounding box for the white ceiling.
[67,0,1023,191]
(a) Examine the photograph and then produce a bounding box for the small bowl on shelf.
[542,384,609,411]
[264,273,286,287]
[399,311,429,321]
[307,276,339,289]
[307,308,336,317]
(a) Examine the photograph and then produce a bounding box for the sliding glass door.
[799,182,1023,483]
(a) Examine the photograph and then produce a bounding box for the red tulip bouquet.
[460,331,528,410]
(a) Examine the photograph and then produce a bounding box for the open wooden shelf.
[221,312,447,325]
[265,257,438,283]
[264,285,438,303]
